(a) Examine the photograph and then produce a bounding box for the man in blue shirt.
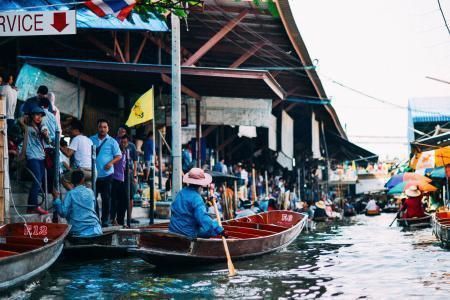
[143,132,154,182]
[53,170,102,237]
[90,119,122,227]
[169,168,225,239]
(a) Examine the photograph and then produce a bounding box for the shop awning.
[325,131,378,165]
[18,56,286,100]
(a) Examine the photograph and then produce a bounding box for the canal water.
[5,214,450,299]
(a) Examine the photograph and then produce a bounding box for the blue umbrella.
[430,167,445,178]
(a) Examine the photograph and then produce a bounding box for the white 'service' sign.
[0,10,76,36]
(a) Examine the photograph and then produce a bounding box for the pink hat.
[183,168,212,187]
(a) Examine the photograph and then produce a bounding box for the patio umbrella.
[387,180,437,195]
[385,172,432,189]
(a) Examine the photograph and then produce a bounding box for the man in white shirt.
[61,120,93,188]
[0,75,18,129]
[365,198,379,211]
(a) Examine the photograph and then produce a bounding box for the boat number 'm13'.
[24,225,48,236]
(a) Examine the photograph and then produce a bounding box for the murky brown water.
[4,214,450,299]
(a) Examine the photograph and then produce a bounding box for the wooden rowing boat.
[432,211,450,248]
[63,228,138,260]
[0,222,70,292]
[365,209,381,216]
[397,214,431,229]
[130,211,307,266]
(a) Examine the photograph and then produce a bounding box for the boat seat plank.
[222,230,261,238]
[223,225,275,237]
[225,221,288,232]
[0,249,18,257]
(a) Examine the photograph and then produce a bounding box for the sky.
[290,0,450,160]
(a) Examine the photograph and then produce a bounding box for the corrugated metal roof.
[0,0,168,31]
[408,97,450,123]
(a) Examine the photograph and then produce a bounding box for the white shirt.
[1,85,18,119]
[240,169,249,184]
[69,135,93,169]
[366,199,378,211]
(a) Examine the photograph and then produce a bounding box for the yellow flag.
[126,88,154,127]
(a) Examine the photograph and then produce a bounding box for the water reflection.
[4,214,450,299]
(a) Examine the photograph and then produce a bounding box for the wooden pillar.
[0,92,10,224]
[196,99,201,167]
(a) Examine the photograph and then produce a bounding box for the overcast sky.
[290,0,450,160]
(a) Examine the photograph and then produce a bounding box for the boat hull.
[130,211,307,266]
[0,223,70,292]
[63,229,138,260]
[433,212,450,249]
[397,214,431,228]
[365,210,380,216]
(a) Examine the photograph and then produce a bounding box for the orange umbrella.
[404,180,437,192]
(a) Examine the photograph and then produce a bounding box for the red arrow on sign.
[51,12,69,32]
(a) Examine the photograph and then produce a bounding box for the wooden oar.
[389,213,399,227]
[211,196,237,277]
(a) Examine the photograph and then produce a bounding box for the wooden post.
[265,170,269,199]
[0,93,6,224]
[251,168,257,204]
[234,180,238,214]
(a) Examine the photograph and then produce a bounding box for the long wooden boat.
[432,211,450,248]
[0,222,70,292]
[130,211,307,266]
[365,209,381,216]
[63,228,138,260]
[397,214,431,229]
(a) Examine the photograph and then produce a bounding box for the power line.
[437,0,450,36]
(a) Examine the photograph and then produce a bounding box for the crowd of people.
[1,83,159,236]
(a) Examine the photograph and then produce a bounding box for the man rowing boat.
[169,168,226,239]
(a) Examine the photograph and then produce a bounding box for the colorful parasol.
[385,172,432,189]
[429,166,450,179]
[387,180,437,195]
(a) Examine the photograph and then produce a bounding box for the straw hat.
[315,200,326,209]
[182,168,212,187]
[405,185,421,198]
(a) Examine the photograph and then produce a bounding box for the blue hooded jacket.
[169,186,223,239]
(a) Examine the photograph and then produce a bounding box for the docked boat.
[397,214,431,229]
[365,209,381,216]
[432,211,450,248]
[0,222,70,292]
[130,211,307,266]
[63,228,138,260]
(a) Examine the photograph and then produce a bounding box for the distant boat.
[130,211,307,266]
[0,222,70,292]
[365,209,381,216]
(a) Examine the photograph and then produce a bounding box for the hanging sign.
[0,10,76,36]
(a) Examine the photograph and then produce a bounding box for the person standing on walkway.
[1,74,18,129]
[90,119,122,227]
[61,120,93,188]
[21,85,51,115]
[143,132,155,182]
[110,137,127,226]
[19,107,50,215]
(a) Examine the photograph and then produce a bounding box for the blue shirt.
[42,108,57,145]
[54,185,102,237]
[90,134,121,178]
[169,186,223,239]
[143,138,154,161]
[25,126,45,160]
